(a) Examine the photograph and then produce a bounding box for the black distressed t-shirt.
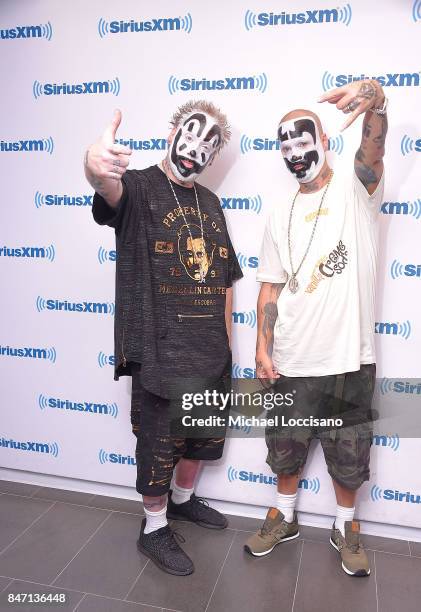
[92,164,243,398]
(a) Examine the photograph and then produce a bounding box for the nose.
[291,155,301,161]
[189,149,196,158]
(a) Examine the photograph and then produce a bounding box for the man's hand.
[256,351,280,389]
[318,79,384,131]
[84,109,132,206]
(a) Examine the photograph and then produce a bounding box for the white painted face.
[167,111,221,183]
[278,116,326,183]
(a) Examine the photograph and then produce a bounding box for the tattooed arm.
[319,79,387,194]
[256,282,283,386]
[354,82,387,194]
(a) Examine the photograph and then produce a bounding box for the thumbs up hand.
[85,109,132,181]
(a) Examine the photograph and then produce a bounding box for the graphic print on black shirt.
[92,165,243,397]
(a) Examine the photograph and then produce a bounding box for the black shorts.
[131,364,226,496]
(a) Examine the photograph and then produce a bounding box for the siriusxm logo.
[221,196,262,214]
[0,22,52,41]
[244,5,351,30]
[36,296,115,316]
[373,434,400,452]
[236,253,259,269]
[0,437,58,457]
[227,466,320,493]
[0,137,54,154]
[240,134,342,154]
[98,247,117,264]
[98,14,192,37]
[375,320,411,339]
[232,310,257,328]
[97,352,116,368]
[322,71,421,92]
[35,192,93,209]
[400,135,421,156]
[232,363,256,379]
[412,0,421,22]
[99,449,136,466]
[0,245,55,260]
[380,378,421,396]
[0,345,56,362]
[38,394,118,419]
[33,78,120,99]
[371,484,421,504]
[390,260,421,279]
[114,137,166,151]
[168,73,267,95]
[381,200,421,218]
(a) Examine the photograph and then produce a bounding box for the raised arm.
[319,79,387,194]
[256,282,283,385]
[84,109,132,207]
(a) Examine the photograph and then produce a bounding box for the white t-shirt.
[256,168,384,377]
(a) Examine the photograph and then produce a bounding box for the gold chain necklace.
[162,161,206,283]
[287,170,334,293]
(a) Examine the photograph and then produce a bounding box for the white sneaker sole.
[244,530,300,557]
[329,537,370,576]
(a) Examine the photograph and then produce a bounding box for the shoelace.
[189,495,210,519]
[153,526,186,551]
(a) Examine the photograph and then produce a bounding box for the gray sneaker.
[244,508,299,557]
[330,520,370,576]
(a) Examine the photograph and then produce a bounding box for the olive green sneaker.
[330,520,370,576]
[244,508,299,557]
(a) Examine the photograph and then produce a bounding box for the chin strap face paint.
[167,111,221,183]
[278,116,326,184]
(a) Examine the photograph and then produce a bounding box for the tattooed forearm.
[354,89,387,192]
[257,283,283,354]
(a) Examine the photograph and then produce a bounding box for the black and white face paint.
[278,116,325,183]
[168,111,221,183]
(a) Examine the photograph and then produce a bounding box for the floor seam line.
[49,511,113,586]
[204,529,237,612]
[291,539,304,612]
[123,559,150,601]
[71,592,86,612]
[373,551,379,612]
[0,501,56,558]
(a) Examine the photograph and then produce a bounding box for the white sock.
[171,482,194,505]
[276,492,297,523]
[144,505,168,535]
[335,505,355,537]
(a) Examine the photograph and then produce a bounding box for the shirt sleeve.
[256,214,288,284]
[353,167,385,217]
[225,229,243,287]
[92,174,130,233]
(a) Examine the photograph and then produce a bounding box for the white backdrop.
[1,0,421,532]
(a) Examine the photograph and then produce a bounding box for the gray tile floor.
[0,479,420,612]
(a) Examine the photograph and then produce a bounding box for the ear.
[321,132,329,152]
[167,127,178,146]
[208,151,218,167]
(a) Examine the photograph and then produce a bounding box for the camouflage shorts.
[265,364,376,490]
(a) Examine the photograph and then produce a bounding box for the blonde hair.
[170,100,231,150]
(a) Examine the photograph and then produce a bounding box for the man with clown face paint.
[246,80,388,578]
[169,111,222,183]
[85,101,242,576]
